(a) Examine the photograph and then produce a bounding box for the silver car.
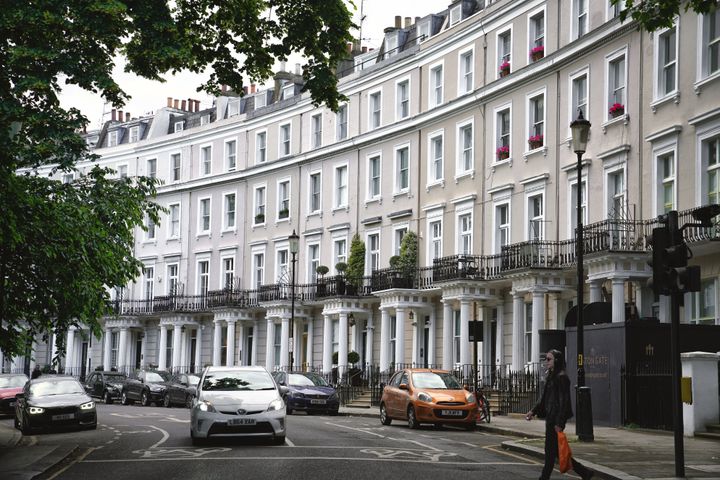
[190,366,287,445]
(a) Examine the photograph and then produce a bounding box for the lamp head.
[289,230,300,255]
[570,108,591,154]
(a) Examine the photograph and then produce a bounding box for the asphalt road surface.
[2,403,554,480]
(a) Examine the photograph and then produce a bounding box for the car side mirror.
[15,393,24,399]
[399,383,408,390]
[279,386,289,395]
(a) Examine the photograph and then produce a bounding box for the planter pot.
[528,141,543,150]
[610,110,624,119]
[497,153,510,161]
[499,69,510,78]
[531,52,544,61]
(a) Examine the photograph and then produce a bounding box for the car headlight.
[80,401,95,410]
[197,400,217,413]
[466,394,477,405]
[267,398,284,411]
[28,406,45,414]
[417,392,433,403]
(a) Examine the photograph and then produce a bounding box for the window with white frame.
[571,70,589,120]
[429,219,442,264]
[494,203,510,253]
[200,114,210,126]
[395,145,410,193]
[689,278,717,324]
[369,92,381,130]
[256,131,267,164]
[199,198,211,233]
[282,83,295,100]
[607,0,623,19]
[701,10,720,77]
[457,121,473,174]
[428,132,444,183]
[168,203,180,239]
[528,92,545,148]
[197,260,209,296]
[394,227,407,256]
[311,113,322,148]
[607,168,626,219]
[309,172,321,213]
[279,123,291,157]
[524,303,533,363]
[389,316,397,364]
[430,63,443,107]
[146,214,156,240]
[118,165,128,178]
[171,153,181,181]
[144,266,154,300]
[129,126,139,143]
[458,212,472,254]
[254,186,266,224]
[62,173,74,184]
[495,106,511,161]
[656,26,677,98]
[704,135,720,204]
[255,93,267,109]
[570,178,587,236]
[573,0,588,39]
[459,49,473,95]
[278,180,290,219]
[417,21,430,44]
[307,244,319,283]
[529,10,545,51]
[224,192,236,229]
[528,193,544,240]
[334,164,348,208]
[656,150,675,214]
[396,79,410,120]
[449,4,462,26]
[147,158,157,178]
[227,99,241,117]
[253,252,265,288]
[167,264,179,295]
[607,51,626,118]
[107,130,118,147]
[368,154,381,199]
[174,121,184,133]
[277,249,289,281]
[201,145,211,176]
[498,30,512,76]
[333,238,347,271]
[337,104,348,140]
[223,257,235,290]
[367,232,380,274]
[225,140,237,171]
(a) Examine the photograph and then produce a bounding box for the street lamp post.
[288,230,299,371]
[570,109,594,442]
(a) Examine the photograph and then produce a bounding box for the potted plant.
[496,145,510,161]
[609,102,625,118]
[347,351,362,386]
[346,234,366,296]
[335,261,348,295]
[316,265,329,296]
[278,207,289,219]
[530,45,544,61]
[499,60,510,77]
[254,212,265,224]
[528,134,544,150]
[389,231,418,288]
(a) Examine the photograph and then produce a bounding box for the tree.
[0,1,355,360]
[346,234,366,286]
[397,231,419,276]
[611,0,718,32]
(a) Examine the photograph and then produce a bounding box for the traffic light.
[648,226,671,296]
[647,222,701,296]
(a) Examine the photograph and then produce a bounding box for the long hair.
[547,349,565,378]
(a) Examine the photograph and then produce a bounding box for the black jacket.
[531,370,574,429]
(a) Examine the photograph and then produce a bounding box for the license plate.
[228,418,256,426]
[310,399,327,405]
[441,409,463,416]
[52,413,75,421]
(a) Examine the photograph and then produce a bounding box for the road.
[1,404,550,480]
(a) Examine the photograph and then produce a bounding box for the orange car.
[379,368,479,430]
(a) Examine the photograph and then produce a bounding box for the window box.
[496,145,510,160]
[609,103,625,118]
[528,134,544,150]
[278,208,289,219]
[530,45,544,62]
[499,61,511,77]
[254,213,265,224]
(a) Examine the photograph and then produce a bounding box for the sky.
[60,0,447,130]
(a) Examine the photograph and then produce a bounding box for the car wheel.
[273,435,286,445]
[104,391,113,405]
[407,405,419,429]
[86,423,98,430]
[141,391,150,407]
[190,429,205,446]
[185,394,193,409]
[379,403,392,425]
[163,393,171,408]
[121,391,130,406]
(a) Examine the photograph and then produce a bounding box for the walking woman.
[526,349,594,480]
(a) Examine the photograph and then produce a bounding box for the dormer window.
[449,4,462,27]
[282,84,295,100]
[107,130,118,147]
[174,121,184,133]
[227,99,240,117]
[200,114,210,126]
[129,126,139,143]
[385,31,398,59]
[417,21,430,44]
[255,92,267,108]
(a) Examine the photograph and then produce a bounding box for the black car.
[121,370,171,406]
[84,371,128,404]
[14,376,97,434]
[272,371,340,415]
[162,373,200,408]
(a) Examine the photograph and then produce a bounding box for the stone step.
[695,431,720,441]
[706,424,720,434]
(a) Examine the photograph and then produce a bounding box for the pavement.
[1,408,718,480]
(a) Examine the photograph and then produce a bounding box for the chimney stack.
[279,61,286,72]
[118,110,123,122]
[346,42,353,54]
[167,97,173,108]
[251,84,256,94]
[221,84,227,93]
[395,15,402,28]
[173,99,179,109]
[125,112,130,122]
[404,17,411,28]
[243,86,248,95]
[415,16,420,24]
[181,100,186,111]
[111,109,116,122]
[295,63,302,75]
[362,46,368,53]
[195,100,200,112]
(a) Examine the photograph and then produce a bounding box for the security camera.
[691,204,720,227]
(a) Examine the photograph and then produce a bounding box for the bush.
[335,261,347,274]
[346,234,366,284]
[347,351,360,364]
[316,265,329,277]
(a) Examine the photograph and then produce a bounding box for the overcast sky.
[59,0,447,130]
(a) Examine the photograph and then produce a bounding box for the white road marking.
[45,447,97,480]
[132,447,231,459]
[146,424,170,449]
[325,421,386,438]
[82,456,528,466]
[285,437,295,447]
[361,448,456,462]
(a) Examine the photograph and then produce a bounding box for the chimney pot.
[111,109,116,121]
[279,61,286,72]
[362,46,368,53]
[181,100,186,111]
[404,17,411,28]
[125,112,130,122]
[415,16,420,24]
[251,84,256,94]
[395,15,402,28]
[118,110,123,122]
[195,100,200,111]
[167,97,173,108]
[187,98,192,112]
[346,42,353,54]
[221,84,227,93]
[173,99,179,109]
[295,63,302,75]
[243,86,248,95]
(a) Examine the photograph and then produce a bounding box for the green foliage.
[397,231,419,276]
[335,261,348,274]
[612,0,718,32]
[389,255,401,269]
[346,234,365,285]
[347,350,360,364]
[316,265,329,277]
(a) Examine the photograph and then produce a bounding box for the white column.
[459,300,471,366]
[427,309,436,366]
[212,320,222,367]
[237,324,245,366]
[379,308,390,371]
[322,315,332,373]
[411,310,418,366]
[180,328,188,370]
[194,325,203,372]
[365,315,374,366]
[226,319,236,366]
[171,324,182,372]
[140,330,147,369]
[158,325,168,370]
[395,308,406,366]
[589,280,602,303]
[280,316,290,369]
[339,312,348,377]
[65,328,76,375]
[512,292,524,370]
[495,302,505,366]
[483,305,493,367]
[442,301,453,371]
[612,277,626,323]
[306,317,314,367]
[266,318,276,370]
[531,290,545,365]
[103,329,112,370]
[251,320,259,366]
[117,327,129,371]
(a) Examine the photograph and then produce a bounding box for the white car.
[190,366,287,445]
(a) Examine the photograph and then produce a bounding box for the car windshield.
[30,380,85,396]
[202,371,275,391]
[0,375,27,388]
[105,374,126,382]
[288,373,329,387]
[187,375,200,386]
[144,372,166,383]
[411,372,462,390]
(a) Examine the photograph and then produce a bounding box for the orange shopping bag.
[557,431,572,473]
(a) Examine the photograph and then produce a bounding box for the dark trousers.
[540,422,591,480]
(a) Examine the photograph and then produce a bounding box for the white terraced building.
[4,0,720,400]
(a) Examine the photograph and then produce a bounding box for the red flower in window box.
[530,45,544,61]
[499,61,511,77]
[528,134,544,149]
[496,145,510,160]
[609,103,625,118]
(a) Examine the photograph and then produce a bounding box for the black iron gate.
[621,359,673,430]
